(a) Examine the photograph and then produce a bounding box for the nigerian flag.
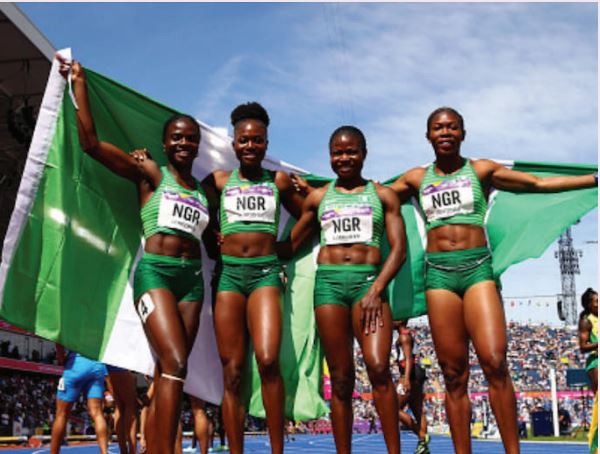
[301,161,598,321]
[383,159,598,320]
[0,53,326,419]
[0,52,597,419]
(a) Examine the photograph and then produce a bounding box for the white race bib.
[421,176,474,221]
[321,205,373,245]
[157,190,209,240]
[224,185,276,223]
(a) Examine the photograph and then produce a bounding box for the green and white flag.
[0,52,327,419]
[0,51,596,418]
[382,160,598,320]
[299,165,597,321]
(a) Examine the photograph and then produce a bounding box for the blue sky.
[19,2,598,323]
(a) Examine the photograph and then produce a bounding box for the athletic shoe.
[183,447,196,453]
[414,434,430,454]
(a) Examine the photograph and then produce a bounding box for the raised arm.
[277,187,323,259]
[475,159,597,192]
[388,167,425,203]
[200,179,221,261]
[359,186,407,334]
[57,57,150,183]
[202,169,230,194]
[276,171,305,220]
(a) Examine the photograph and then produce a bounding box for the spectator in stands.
[1,340,10,357]
[0,404,11,436]
[1,320,597,442]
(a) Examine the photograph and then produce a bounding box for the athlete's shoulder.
[273,169,293,188]
[469,158,501,181]
[470,158,500,171]
[213,169,233,179]
[390,166,426,194]
[406,165,428,181]
[140,157,162,177]
[373,182,398,203]
[372,180,391,193]
[306,184,328,207]
[320,181,334,194]
[208,169,232,191]
[579,315,593,330]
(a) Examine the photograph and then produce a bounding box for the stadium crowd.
[0,374,61,437]
[0,322,594,438]
[353,321,593,434]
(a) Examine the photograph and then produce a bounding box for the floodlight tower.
[554,227,582,325]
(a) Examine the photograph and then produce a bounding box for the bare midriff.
[426,224,487,253]
[317,243,381,266]
[145,233,202,258]
[221,231,277,257]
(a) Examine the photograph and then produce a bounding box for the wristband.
[595,174,598,185]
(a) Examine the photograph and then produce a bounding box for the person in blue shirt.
[50,345,109,454]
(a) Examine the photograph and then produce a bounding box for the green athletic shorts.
[314,264,388,308]
[217,255,283,296]
[133,252,204,302]
[425,247,495,296]
[586,354,598,372]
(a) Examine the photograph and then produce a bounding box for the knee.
[440,361,469,394]
[365,359,390,388]
[222,360,244,393]
[159,352,188,379]
[331,373,355,401]
[54,405,70,419]
[87,404,103,420]
[256,353,280,381]
[480,353,509,383]
[88,408,102,420]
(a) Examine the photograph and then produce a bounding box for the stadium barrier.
[0,436,28,445]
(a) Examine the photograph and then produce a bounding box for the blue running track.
[1,433,588,453]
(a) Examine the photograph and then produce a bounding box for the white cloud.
[193,55,246,127]
[219,3,598,179]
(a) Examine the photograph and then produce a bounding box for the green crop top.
[220,168,280,236]
[140,167,209,241]
[318,180,384,248]
[419,159,487,232]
